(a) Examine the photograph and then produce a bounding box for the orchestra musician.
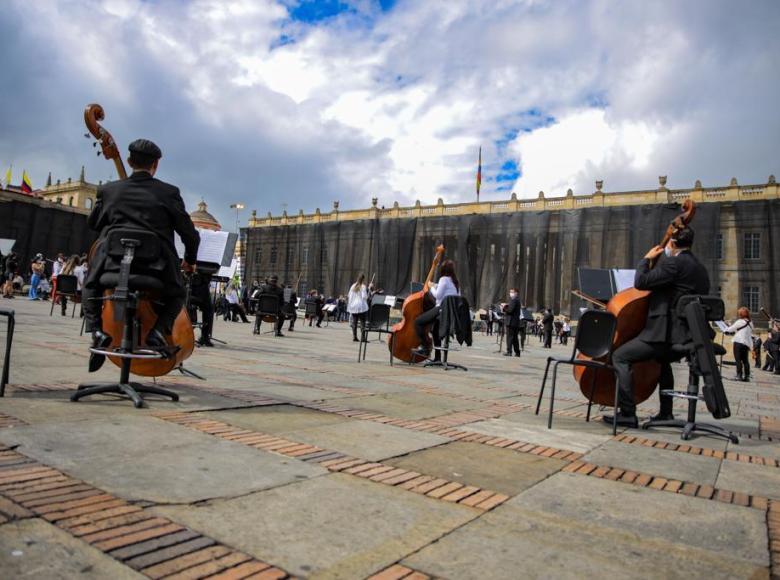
[502,288,522,357]
[411,259,460,362]
[605,227,709,428]
[257,275,285,336]
[189,269,215,347]
[82,139,200,372]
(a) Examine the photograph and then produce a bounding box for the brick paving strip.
[612,433,780,468]
[153,412,511,512]
[366,563,438,579]
[0,444,292,579]
[0,412,28,429]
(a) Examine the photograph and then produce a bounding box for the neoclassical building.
[241,176,780,323]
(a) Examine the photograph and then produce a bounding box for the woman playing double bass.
[607,227,709,428]
[411,260,460,362]
[83,138,200,372]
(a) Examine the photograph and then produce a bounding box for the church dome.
[190,199,221,231]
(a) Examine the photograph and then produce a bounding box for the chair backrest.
[439,295,468,335]
[304,301,318,316]
[104,228,161,262]
[256,293,280,316]
[56,274,79,295]
[574,310,617,359]
[367,303,391,329]
[676,295,724,322]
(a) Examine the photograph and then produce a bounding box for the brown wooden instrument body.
[573,199,697,407]
[85,103,195,378]
[389,245,444,363]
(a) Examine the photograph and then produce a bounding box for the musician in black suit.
[502,289,522,357]
[189,270,215,347]
[606,227,710,428]
[283,283,298,332]
[257,274,285,336]
[83,139,200,371]
[542,308,554,348]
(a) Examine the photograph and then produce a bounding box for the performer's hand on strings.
[644,245,664,260]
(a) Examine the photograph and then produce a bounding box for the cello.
[389,244,445,363]
[574,199,697,406]
[84,103,196,377]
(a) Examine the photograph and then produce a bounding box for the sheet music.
[383,295,396,306]
[714,320,729,332]
[217,258,238,279]
[0,239,15,254]
[612,269,636,293]
[175,229,237,266]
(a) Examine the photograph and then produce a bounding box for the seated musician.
[283,282,298,332]
[83,139,200,372]
[412,260,460,362]
[606,227,709,428]
[257,275,285,336]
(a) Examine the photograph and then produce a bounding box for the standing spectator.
[225,284,249,323]
[2,251,19,298]
[337,295,347,322]
[28,254,44,300]
[724,307,754,382]
[502,288,521,357]
[561,318,571,345]
[542,308,554,348]
[347,274,369,342]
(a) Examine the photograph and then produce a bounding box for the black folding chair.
[253,293,281,335]
[358,303,392,362]
[50,274,80,317]
[535,310,619,434]
[0,308,14,397]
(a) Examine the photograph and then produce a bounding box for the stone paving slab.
[282,418,450,461]
[405,501,767,580]
[463,417,613,454]
[582,440,722,486]
[152,473,477,579]
[204,405,351,435]
[0,518,144,579]
[508,472,768,566]
[384,441,566,495]
[0,416,326,503]
[715,459,780,500]
[323,391,489,420]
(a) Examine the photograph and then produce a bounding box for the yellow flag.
[3,166,10,188]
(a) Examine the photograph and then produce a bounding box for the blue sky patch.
[289,0,354,24]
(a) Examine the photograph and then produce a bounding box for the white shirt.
[52,260,63,277]
[430,276,459,307]
[347,284,368,314]
[725,319,754,348]
[226,289,239,305]
[73,264,86,291]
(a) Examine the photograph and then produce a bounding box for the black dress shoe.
[88,330,112,373]
[197,338,214,347]
[411,346,431,360]
[145,328,168,349]
[275,332,285,337]
[503,352,512,356]
[602,413,639,428]
[647,412,675,422]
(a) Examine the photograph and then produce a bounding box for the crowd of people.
[1,249,88,313]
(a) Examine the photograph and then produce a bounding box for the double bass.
[84,103,195,377]
[574,200,697,405]
[389,245,445,363]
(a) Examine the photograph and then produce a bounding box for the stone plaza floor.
[0,298,778,579]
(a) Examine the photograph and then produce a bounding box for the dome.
[190,199,221,231]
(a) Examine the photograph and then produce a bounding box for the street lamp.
[229,203,244,233]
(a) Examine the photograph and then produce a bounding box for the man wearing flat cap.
[83,138,200,371]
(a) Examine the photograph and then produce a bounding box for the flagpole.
[476,146,482,203]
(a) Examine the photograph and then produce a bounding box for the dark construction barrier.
[242,201,741,318]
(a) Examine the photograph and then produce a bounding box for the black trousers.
[414,305,441,352]
[519,327,526,350]
[612,337,674,416]
[351,311,367,339]
[287,309,297,330]
[506,327,520,355]
[190,284,214,341]
[543,328,552,348]
[82,284,182,335]
[486,320,493,335]
[754,349,761,368]
[733,343,750,379]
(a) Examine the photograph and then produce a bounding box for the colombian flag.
[21,170,32,193]
[476,146,482,200]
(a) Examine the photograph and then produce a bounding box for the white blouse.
[430,276,459,307]
[725,319,754,348]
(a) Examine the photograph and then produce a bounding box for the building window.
[490,243,495,258]
[68,197,74,206]
[742,285,760,312]
[302,247,309,265]
[254,248,262,264]
[714,233,723,260]
[85,197,93,210]
[270,246,278,264]
[286,246,294,265]
[743,233,760,260]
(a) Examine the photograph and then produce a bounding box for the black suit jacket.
[634,250,710,344]
[542,312,554,330]
[504,297,522,328]
[260,282,284,313]
[86,172,200,295]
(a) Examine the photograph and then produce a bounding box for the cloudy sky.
[1,0,778,228]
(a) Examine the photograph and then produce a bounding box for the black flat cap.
[128,139,162,159]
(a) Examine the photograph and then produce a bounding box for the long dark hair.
[439,260,459,290]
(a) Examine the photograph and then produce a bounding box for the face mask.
[664,246,673,257]
[509,293,517,299]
